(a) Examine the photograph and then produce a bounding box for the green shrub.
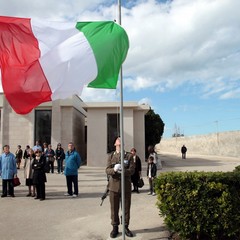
[155,171,240,240]
[233,165,240,173]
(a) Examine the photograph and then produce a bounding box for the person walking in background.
[45,144,55,173]
[15,145,23,169]
[147,156,157,196]
[106,137,135,238]
[24,149,36,197]
[148,145,162,170]
[181,145,187,159]
[23,145,31,160]
[64,142,81,198]
[130,148,142,193]
[32,149,47,201]
[55,143,65,174]
[0,145,17,198]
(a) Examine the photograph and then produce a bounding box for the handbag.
[13,176,21,187]
[138,178,144,188]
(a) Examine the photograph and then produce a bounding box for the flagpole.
[118,0,126,239]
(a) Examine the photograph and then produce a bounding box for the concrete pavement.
[160,152,240,172]
[0,153,239,240]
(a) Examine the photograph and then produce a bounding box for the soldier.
[106,137,135,238]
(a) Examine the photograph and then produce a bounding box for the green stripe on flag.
[75,21,129,89]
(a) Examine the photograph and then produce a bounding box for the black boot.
[110,225,119,238]
[125,225,133,237]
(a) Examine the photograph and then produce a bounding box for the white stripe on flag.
[31,20,98,100]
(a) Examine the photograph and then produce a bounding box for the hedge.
[155,170,240,240]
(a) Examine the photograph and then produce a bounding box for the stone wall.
[156,131,240,158]
[72,107,86,161]
[0,97,33,151]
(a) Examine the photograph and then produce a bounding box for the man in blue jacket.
[64,142,81,198]
[0,145,17,197]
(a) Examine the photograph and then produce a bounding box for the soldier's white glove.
[114,163,121,172]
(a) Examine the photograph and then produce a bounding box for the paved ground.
[0,153,239,240]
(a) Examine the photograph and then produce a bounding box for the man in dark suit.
[181,145,187,159]
[106,137,135,238]
[130,148,142,193]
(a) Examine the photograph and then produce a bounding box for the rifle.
[100,186,109,206]
[100,175,110,206]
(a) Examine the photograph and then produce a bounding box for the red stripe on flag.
[0,16,52,114]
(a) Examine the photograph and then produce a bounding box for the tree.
[145,108,165,158]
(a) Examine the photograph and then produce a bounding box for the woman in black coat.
[32,150,47,201]
[55,143,65,174]
[130,148,142,193]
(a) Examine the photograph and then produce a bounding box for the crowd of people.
[14,141,66,174]
[0,141,81,201]
[0,139,161,238]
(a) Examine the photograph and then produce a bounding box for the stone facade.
[0,95,34,151]
[0,94,149,167]
[0,94,87,160]
[82,102,149,167]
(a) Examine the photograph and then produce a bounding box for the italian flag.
[0,16,129,114]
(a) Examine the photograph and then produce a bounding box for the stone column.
[51,100,62,148]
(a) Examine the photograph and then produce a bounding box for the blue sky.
[0,0,239,138]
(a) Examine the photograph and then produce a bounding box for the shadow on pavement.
[134,226,169,234]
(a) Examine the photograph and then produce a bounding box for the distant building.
[0,93,149,167]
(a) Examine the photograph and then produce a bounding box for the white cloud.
[121,0,240,98]
[0,0,106,20]
[1,0,240,100]
[220,88,240,99]
[138,97,152,106]
[124,76,157,91]
[80,86,118,102]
